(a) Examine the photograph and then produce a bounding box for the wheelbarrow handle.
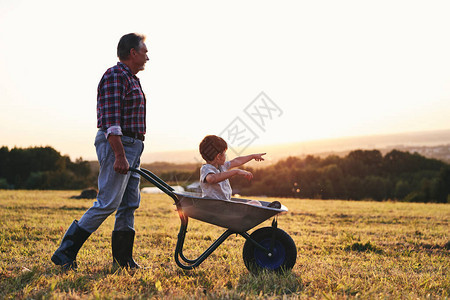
[129,167,180,204]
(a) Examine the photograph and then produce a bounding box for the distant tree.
[0,178,8,189]
[383,150,443,175]
[363,176,388,201]
[433,166,450,203]
[347,150,383,175]
[5,146,62,187]
[24,172,46,189]
[346,176,365,200]
[341,155,369,178]
[394,180,410,199]
[0,146,9,179]
[68,158,91,178]
[0,146,94,189]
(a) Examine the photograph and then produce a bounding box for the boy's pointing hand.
[253,153,266,162]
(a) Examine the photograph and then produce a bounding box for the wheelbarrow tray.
[174,191,288,232]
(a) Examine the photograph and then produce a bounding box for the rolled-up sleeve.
[105,125,122,138]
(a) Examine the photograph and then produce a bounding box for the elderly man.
[52,33,149,270]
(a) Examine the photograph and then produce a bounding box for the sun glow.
[0,0,449,161]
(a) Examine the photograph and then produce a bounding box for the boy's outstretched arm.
[229,153,266,169]
[205,169,253,184]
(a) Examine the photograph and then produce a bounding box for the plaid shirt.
[97,62,146,135]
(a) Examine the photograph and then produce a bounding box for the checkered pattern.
[97,62,146,134]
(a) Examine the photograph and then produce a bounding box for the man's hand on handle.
[114,154,130,174]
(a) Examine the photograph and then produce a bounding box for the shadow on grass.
[0,263,129,298]
[174,268,216,290]
[174,267,302,296]
[236,269,302,296]
[0,266,41,297]
[344,241,383,254]
[1,266,91,298]
[59,205,91,211]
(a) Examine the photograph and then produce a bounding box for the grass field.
[0,190,449,299]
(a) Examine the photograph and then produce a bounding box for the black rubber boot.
[51,220,91,270]
[112,230,140,269]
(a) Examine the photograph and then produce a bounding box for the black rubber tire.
[243,227,297,273]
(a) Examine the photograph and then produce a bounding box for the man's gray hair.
[117,33,146,61]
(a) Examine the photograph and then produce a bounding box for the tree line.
[1,146,449,203]
[230,149,450,203]
[0,146,96,189]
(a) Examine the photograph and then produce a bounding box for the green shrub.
[0,178,8,189]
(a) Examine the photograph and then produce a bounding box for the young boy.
[199,135,265,205]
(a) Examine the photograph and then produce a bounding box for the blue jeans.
[78,130,144,233]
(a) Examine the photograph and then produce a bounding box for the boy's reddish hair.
[199,135,228,162]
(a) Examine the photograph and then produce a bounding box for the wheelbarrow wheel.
[243,227,297,273]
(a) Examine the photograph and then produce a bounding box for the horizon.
[3,128,449,164]
[1,1,450,162]
[141,128,450,164]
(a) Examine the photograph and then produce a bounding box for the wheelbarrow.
[130,167,297,273]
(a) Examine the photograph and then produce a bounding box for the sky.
[1,0,449,162]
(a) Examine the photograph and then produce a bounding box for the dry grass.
[0,190,448,298]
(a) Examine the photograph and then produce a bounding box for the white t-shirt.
[200,161,232,200]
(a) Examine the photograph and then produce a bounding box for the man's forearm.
[107,135,126,158]
[107,135,129,174]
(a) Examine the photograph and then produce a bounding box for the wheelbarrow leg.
[174,211,236,270]
[175,211,196,265]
